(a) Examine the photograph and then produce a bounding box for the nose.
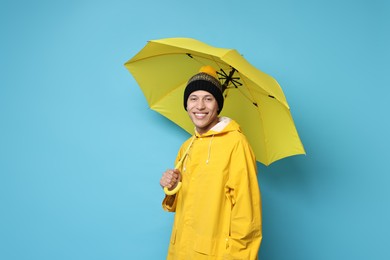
[196,99,206,109]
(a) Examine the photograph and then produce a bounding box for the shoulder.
[217,130,253,155]
[225,128,250,144]
[225,130,256,157]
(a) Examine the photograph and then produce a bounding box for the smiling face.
[186,90,219,135]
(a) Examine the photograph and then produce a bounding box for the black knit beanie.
[184,69,224,114]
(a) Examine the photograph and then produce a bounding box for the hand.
[160,169,181,190]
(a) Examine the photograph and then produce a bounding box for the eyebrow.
[189,94,214,98]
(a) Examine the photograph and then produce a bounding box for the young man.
[160,66,262,259]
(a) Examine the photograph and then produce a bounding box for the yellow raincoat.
[163,117,262,260]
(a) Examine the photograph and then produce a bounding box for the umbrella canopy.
[124,37,305,165]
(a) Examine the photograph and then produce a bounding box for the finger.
[166,176,173,183]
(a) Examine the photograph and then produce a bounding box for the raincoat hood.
[194,117,242,165]
[195,117,241,137]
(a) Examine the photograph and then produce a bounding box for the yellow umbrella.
[124,37,305,166]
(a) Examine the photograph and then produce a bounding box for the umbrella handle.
[163,135,195,196]
[163,159,184,195]
[164,182,182,195]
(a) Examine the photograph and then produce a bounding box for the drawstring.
[182,134,214,166]
[206,135,214,164]
[181,135,196,172]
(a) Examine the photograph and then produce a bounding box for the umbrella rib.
[237,75,271,164]
[228,85,258,107]
[127,52,212,64]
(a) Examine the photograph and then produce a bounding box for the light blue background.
[1,0,389,259]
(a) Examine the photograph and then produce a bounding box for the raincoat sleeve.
[162,194,177,212]
[225,138,262,259]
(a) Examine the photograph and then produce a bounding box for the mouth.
[194,112,208,119]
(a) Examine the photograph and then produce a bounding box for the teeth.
[195,113,206,118]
